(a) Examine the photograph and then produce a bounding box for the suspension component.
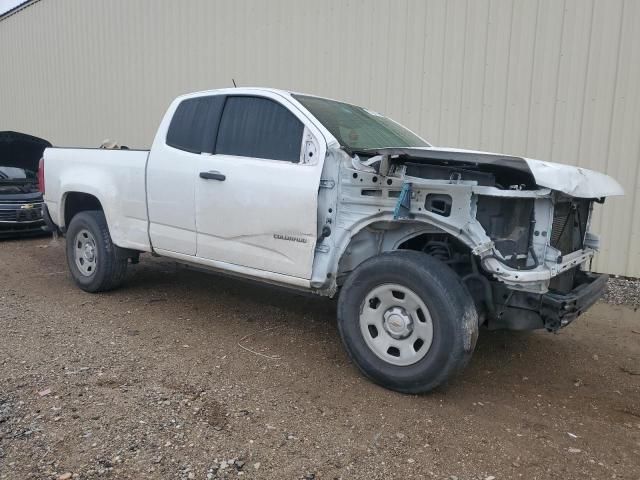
[423,240,451,262]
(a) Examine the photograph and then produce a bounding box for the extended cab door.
[194,94,325,279]
[147,95,225,255]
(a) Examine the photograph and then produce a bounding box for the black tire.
[65,210,128,293]
[337,250,479,394]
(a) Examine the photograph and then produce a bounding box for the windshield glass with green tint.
[293,94,429,151]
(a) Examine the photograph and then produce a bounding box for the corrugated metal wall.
[1,0,639,277]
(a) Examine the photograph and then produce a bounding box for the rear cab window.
[166,96,225,154]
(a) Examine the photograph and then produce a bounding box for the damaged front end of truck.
[323,146,623,332]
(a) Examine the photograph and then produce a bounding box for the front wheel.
[65,210,128,293]
[337,250,478,394]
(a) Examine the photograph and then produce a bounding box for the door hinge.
[320,179,335,189]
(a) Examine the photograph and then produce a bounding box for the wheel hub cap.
[83,243,95,262]
[383,307,413,339]
[358,283,434,367]
[74,228,97,277]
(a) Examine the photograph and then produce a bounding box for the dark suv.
[0,131,51,237]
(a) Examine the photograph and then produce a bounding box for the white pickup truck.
[41,87,623,393]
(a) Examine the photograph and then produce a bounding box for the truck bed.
[43,147,151,252]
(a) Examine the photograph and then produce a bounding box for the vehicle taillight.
[37,157,45,194]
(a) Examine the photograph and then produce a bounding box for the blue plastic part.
[393,182,413,219]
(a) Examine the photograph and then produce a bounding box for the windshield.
[0,166,35,182]
[293,94,429,152]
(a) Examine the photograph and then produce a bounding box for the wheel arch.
[62,191,104,230]
[335,218,473,282]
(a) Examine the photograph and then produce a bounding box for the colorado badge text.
[273,233,307,244]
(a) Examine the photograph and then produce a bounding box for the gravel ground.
[604,276,640,310]
[1,236,639,480]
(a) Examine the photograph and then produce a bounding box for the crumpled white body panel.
[523,158,624,198]
[430,147,624,198]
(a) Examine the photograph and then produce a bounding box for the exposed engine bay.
[326,146,619,332]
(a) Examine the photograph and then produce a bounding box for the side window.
[216,96,304,162]
[166,96,225,154]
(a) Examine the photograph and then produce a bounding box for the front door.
[194,94,324,279]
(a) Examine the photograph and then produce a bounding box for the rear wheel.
[337,250,478,393]
[65,210,128,292]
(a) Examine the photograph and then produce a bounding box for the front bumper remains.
[540,271,608,331]
[489,271,608,331]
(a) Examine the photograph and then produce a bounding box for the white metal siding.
[1,0,639,276]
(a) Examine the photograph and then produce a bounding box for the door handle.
[199,171,226,181]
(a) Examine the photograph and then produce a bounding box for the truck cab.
[146,89,328,283]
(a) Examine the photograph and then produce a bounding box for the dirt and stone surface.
[1,236,639,479]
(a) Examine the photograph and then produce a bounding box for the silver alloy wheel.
[74,228,98,277]
[359,283,434,366]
